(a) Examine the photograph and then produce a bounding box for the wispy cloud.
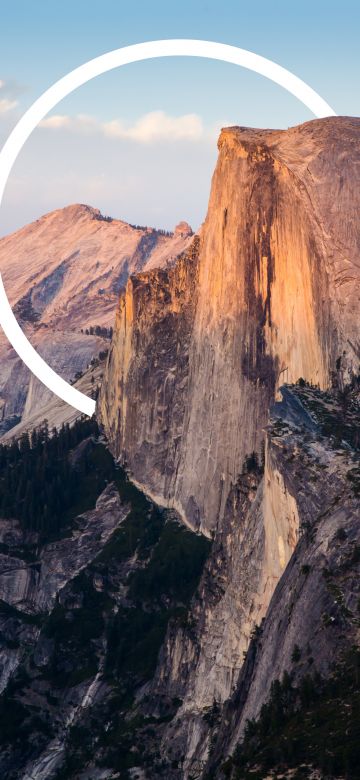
[103,111,204,142]
[0,80,19,114]
[0,98,18,114]
[39,110,222,144]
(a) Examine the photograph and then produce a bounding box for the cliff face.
[97,117,360,777]
[133,383,358,780]
[0,387,358,780]
[99,117,360,536]
[205,385,360,779]
[99,238,200,525]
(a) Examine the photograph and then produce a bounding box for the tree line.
[0,418,99,537]
[81,325,113,339]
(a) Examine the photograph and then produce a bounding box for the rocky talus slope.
[0,205,192,434]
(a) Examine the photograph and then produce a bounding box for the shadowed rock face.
[98,238,200,527]
[99,117,360,536]
[202,386,360,779]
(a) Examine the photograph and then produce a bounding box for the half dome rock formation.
[99,116,360,536]
[96,117,360,776]
[0,204,192,434]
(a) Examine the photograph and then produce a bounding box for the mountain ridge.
[0,204,193,434]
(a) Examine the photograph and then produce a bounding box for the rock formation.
[0,205,193,434]
[97,116,360,775]
[203,383,360,779]
[99,116,360,536]
[0,116,359,779]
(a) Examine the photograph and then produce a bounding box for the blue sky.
[0,0,359,235]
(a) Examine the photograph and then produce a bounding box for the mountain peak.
[174,221,193,238]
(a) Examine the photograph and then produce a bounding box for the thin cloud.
[0,80,18,114]
[0,98,19,114]
[39,114,71,129]
[103,111,204,142]
[40,113,98,132]
[39,110,220,144]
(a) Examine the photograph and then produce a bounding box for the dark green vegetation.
[54,488,209,777]
[0,417,107,537]
[81,324,113,339]
[0,418,210,779]
[128,223,174,236]
[222,648,360,779]
[1,380,359,778]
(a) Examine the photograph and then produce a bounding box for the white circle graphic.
[0,40,336,417]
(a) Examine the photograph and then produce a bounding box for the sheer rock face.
[204,393,360,776]
[99,239,201,528]
[146,386,360,778]
[147,440,301,777]
[97,117,360,776]
[99,117,360,536]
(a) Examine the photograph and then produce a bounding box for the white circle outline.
[0,39,336,417]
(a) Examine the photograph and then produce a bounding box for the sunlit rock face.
[99,117,360,536]
[0,118,358,780]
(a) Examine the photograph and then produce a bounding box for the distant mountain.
[0,204,193,433]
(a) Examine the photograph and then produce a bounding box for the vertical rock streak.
[98,118,360,776]
[100,118,360,536]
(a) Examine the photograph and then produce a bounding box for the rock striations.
[99,116,360,536]
[97,117,360,776]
